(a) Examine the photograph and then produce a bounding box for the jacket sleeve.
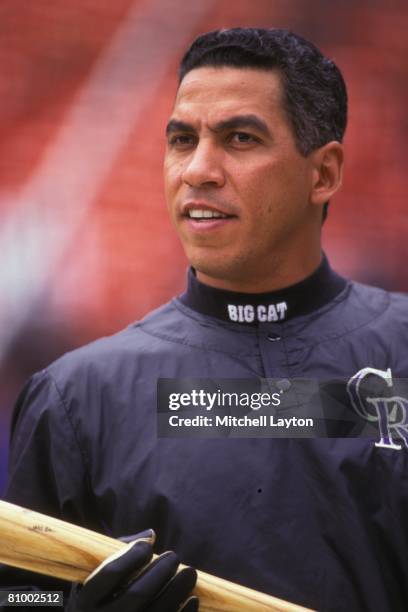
[0,368,94,604]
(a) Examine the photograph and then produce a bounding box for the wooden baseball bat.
[0,500,314,611]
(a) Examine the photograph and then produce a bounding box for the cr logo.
[347,367,408,450]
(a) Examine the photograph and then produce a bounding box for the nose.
[182,141,225,188]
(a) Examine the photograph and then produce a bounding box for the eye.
[168,134,196,148]
[229,132,259,146]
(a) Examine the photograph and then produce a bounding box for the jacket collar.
[179,254,346,325]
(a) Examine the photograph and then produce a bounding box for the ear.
[309,141,344,206]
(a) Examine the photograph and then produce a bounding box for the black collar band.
[178,255,347,325]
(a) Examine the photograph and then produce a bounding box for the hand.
[67,529,198,611]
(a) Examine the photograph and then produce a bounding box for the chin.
[189,252,249,283]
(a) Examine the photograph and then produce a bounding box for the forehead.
[173,67,287,124]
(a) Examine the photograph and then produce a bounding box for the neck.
[196,248,322,293]
[179,253,347,325]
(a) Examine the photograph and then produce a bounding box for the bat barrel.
[0,500,314,612]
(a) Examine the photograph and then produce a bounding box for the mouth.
[187,209,229,220]
[181,202,236,222]
[180,203,237,233]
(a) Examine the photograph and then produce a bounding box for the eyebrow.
[166,119,195,136]
[165,114,271,138]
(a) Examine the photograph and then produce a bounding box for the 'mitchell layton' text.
[168,414,314,428]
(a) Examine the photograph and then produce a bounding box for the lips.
[182,202,236,220]
[189,209,228,219]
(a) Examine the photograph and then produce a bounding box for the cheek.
[234,165,281,218]
[250,160,309,210]
[163,162,181,200]
[236,168,307,235]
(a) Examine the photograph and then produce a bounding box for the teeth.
[188,209,227,219]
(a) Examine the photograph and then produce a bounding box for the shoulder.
[47,300,179,378]
[293,278,408,338]
[288,278,408,373]
[335,280,408,374]
[347,280,408,327]
[9,303,178,434]
[43,297,215,396]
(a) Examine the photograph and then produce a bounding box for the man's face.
[164,66,318,290]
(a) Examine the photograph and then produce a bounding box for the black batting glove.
[66,529,198,612]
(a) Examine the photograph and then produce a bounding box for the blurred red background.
[0,0,407,493]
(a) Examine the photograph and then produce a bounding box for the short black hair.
[179,28,348,221]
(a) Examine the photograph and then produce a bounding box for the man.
[2,27,408,611]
